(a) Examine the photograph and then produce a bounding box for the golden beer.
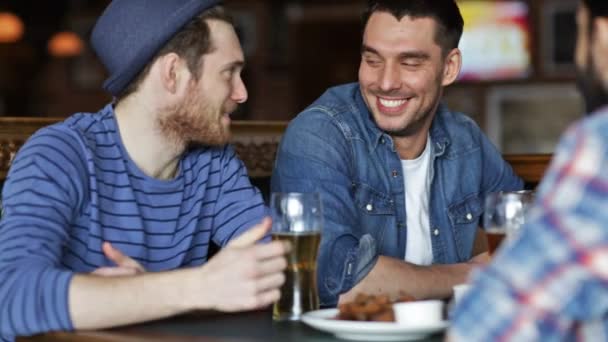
[486,229,506,255]
[272,231,321,321]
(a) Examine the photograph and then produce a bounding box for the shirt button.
[433,229,440,236]
[381,138,385,144]
[391,170,398,178]
[466,213,472,221]
[366,204,373,211]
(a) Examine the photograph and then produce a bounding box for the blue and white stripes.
[0,104,265,338]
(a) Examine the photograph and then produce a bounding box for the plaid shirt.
[450,107,608,341]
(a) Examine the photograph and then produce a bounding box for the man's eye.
[222,69,235,78]
[365,59,381,67]
[401,59,422,67]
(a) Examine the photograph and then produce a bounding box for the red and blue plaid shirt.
[450,107,608,341]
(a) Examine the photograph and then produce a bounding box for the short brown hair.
[582,0,608,19]
[115,5,233,103]
[362,0,463,56]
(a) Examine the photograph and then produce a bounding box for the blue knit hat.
[91,0,222,96]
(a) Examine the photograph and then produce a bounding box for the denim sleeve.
[478,128,524,195]
[271,111,379,307]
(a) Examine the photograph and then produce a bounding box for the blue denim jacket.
[271,83,523,306]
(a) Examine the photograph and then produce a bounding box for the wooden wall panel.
[0,118,287,181]
[0,117,550,184]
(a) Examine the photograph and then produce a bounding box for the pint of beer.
[270,192,323,321]
[484,190,534,254]
[485,227,506,255]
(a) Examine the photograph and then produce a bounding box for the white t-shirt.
[401,136,433,265]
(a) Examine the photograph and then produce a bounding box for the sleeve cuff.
[353,234,379,284]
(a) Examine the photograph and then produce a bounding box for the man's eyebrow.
[397,51,430,60]
[361,44,380,55]
[223,60,245,70]
[361,45,430,60]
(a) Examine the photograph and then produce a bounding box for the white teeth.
[379,98,407,108]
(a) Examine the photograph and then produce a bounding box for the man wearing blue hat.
[0,0,289,339]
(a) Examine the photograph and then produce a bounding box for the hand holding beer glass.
[270,192,322,321]
[484,190,534,255]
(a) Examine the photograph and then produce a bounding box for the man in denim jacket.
[272,0,523,307]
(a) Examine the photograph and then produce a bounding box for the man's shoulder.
[297,83,361,121]
[33,104,112,140]
[62,105,114,134]
[436,105,481,132]
[429,104,500,163]
[19,105,114,163]
[433,104,486,145]
[580,106,608,135]
[289,83,367,138]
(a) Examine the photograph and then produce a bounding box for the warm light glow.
[458,1,531,81]
[0,12,24,43]
[48,31,84,57]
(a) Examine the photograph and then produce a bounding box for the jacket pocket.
[352,182,394,215]
[448,193,483,260]
[352,182,394,250]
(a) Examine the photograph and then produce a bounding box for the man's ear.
[594,17,608,49]
[157,53,183,94]
[441,48,462,87]
[592,17,608,83]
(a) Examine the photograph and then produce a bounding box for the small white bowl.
[393,300,444,326]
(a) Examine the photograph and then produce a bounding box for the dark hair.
[362,0,464,55]
[116,5,233,103]
[582,0,608,18]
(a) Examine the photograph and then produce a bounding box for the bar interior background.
[0,0,581,155]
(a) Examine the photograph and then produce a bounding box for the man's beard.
[576,56,608,115]
[158,91,233,149]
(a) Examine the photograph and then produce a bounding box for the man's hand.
[195,217,290,312]
[92,242,146,276]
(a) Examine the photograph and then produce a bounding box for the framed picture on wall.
[540,0,578,77]
[485,83,584,154]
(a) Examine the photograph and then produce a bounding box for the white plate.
[301,308,448,341]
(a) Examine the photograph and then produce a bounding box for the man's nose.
[379,62,402,92]
[232,76,248,104]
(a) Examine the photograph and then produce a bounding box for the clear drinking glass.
[484,190,535,254]
[270,192,323,321]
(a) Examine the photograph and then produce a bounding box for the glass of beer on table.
[484,190,534,255]
[270,192,322,321]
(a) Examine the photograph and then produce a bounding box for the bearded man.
[0,1,289,340]
[449,0,608,340]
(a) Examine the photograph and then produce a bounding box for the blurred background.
[0,0,582,153]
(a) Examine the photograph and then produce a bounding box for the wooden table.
[19,309,445,342]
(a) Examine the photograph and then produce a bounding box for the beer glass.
[270,192,322,321]
[484,190,534,254]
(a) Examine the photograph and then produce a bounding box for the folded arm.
[339,228,489,303]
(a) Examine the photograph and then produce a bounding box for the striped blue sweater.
[0,104,265,339]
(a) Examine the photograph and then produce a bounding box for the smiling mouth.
[376,97,410,113]
[379,98,407,107]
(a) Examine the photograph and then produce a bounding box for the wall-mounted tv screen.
[457,0,532,81]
